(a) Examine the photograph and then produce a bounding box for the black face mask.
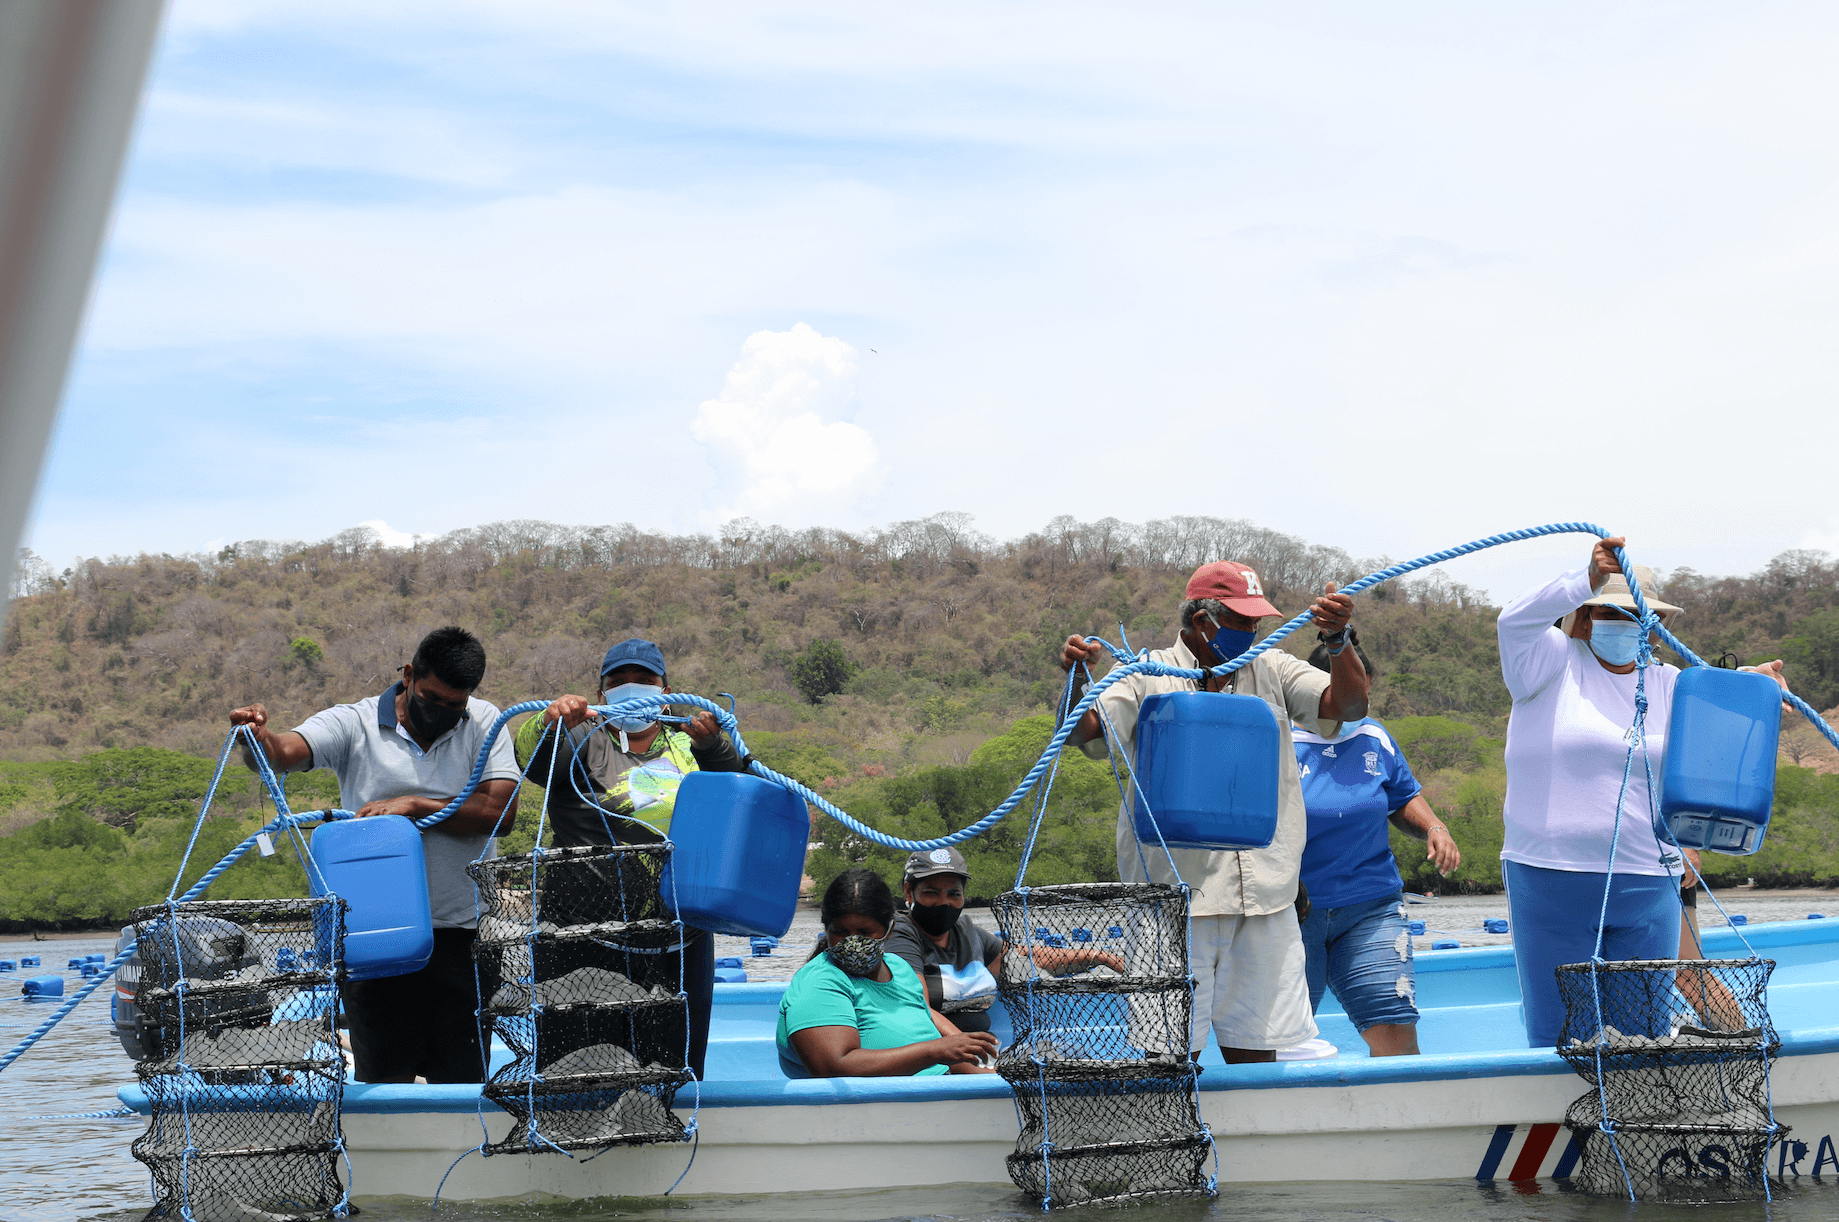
[909,900,962,936]
[406,682,465,739]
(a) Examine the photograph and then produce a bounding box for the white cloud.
[691,324,878,521]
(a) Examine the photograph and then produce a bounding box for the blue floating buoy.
[20,955,40,968]
[1483,918,1510,934]
[1809,913,1827,920]
[84,954,105,963]
[1431,939,1461,950]
[1728,914,1748,926]
[0,960,16,972]
[714,956,744,969]
[1070,928,1093,943]
[1106,925,1124,940]
[1408,920,1426,936]
[21,974,63,998]
[276,947,300,972]
[80,963,103,977]
[66,958,84,971]
[749,936,779,957]
[714,965,748,984]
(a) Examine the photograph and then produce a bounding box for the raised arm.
[1309,583,1369,723]
[230,703,312,773]
[1057,635,1108,749]
[1497,541,1608,701]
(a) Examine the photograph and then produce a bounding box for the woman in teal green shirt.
[778,869,1001,1078]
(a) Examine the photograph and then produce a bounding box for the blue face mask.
[600,681,662,732]
[1205,622,1256,666]
[1589,619,1645,666]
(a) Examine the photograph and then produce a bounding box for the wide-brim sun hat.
[1581,565,1682,618]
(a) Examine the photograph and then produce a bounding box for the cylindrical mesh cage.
[1555,958,1785,1200]
[129,897,348,1221]
[990,884,1212,1207]
[469,845,694,1155]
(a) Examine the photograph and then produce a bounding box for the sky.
[23,1,1839,605]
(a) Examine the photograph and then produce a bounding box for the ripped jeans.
[1299,890,1418,1031]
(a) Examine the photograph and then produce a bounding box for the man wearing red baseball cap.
[1057,561,1369,1064]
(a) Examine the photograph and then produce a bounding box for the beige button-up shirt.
[1079,635,1337,917]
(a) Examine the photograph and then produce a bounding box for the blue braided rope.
[167,729,243,900]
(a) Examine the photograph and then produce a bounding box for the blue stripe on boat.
[1552,1133,1581,1179]
[1477,1124,1515,1179]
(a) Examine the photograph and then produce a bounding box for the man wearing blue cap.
[512,637,746,1078]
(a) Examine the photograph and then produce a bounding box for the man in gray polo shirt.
[231,625,520,1083]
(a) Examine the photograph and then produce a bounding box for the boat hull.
[118,918,1839,1201]
[329,1046,1839,1199]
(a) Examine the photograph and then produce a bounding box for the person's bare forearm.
[1063,706,1103,750]
[1388,795,1439,840]
[1320,643,1370,723]
[433,782,516,836]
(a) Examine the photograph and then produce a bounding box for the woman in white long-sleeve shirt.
[1496,536,1689,1047]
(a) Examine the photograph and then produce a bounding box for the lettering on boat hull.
[1478,1122,1836,1185]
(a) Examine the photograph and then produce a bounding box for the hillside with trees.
[3,513,1838,927]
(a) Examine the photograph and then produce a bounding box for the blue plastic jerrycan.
[21,974,63,998]
[662,771,810,938]
[1660,666,1782,856]
[1132,691,1281,851]
[309,815,434,980]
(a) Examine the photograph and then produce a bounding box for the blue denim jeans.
[1299,890,1418,1031]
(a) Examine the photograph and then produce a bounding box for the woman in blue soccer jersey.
[1292,632,1460,1057]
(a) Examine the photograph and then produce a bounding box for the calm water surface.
[6,900,1837,1221]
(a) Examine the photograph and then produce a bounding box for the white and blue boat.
[117,916,1839,1202]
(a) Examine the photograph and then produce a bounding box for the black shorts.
[344,927,495,1084]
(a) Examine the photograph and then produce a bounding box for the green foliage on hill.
[0,752,343,929]
[1697,766,1839,890]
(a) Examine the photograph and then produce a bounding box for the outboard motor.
[110,916,264,1061]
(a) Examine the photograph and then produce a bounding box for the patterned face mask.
[826,932,887,978]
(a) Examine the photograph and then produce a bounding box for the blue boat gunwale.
[117,918,1839,1115]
